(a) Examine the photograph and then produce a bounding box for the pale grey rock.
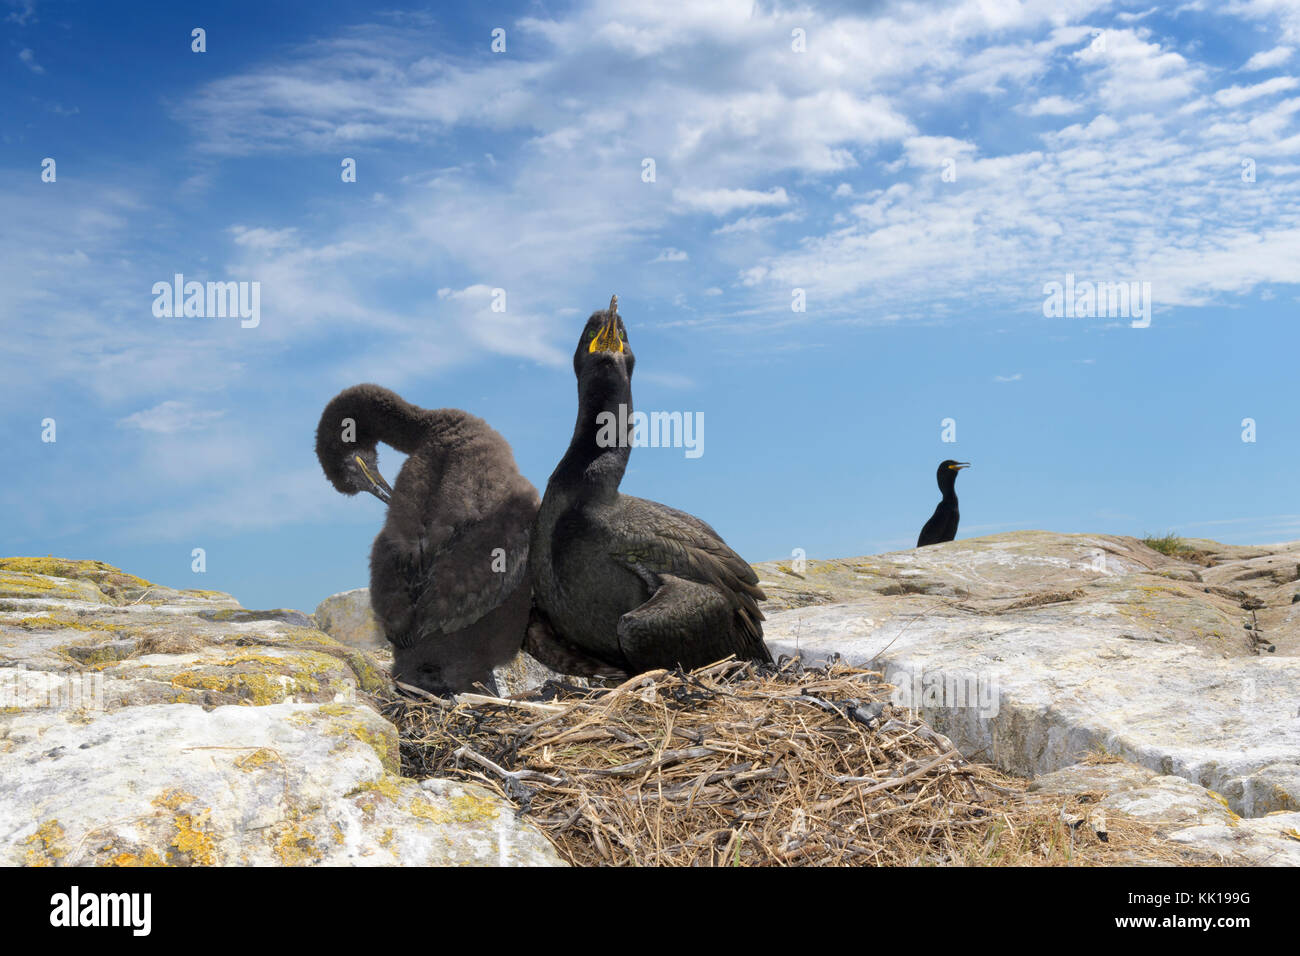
[757,532,1300,818]
[313,587,385,650]
[1030,760,1300,865]
[0,558,564,867]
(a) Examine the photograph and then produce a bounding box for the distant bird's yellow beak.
[949,462,971,470]
[588,313,624,354]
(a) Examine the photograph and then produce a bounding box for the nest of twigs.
[381,657,1201,866]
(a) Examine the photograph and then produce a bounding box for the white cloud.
[8,0,1300,418]
[713,211,802,235]
[1022,95,1084,116]
[1214,76,1300,107]
[117,401,225,434]
[1241,46,1293,71]
[6,1,35,25]
[18,48,43,74]
[435,284,568,365]
[673,187,791,216]
[1073,29,1204,108]
[994,373,1023,383]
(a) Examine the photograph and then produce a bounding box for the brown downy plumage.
[315,384,538,695]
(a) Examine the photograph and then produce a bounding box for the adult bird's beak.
[588,311,624,354]
[355,455,394,504]
[949,462,971,470]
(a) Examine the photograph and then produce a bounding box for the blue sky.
[4,0,1300,613]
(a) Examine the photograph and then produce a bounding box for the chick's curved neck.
[344,391,429,455]
[553,361,632,498]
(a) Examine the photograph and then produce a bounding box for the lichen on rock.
[0,557,563,867]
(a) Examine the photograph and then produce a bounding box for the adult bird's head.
[937,459,970,492]
[574,294,635,382]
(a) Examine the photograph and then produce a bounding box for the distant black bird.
[916,460,970,547]
[315,384,538,695]
[527,296,771,678]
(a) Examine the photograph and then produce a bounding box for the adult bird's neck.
[551,366,632,500]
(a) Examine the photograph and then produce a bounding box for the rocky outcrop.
[756,532,1300,819]
[0,558,562,866]
[1027,760,1300,865]
[8,534,1298,867]
[313,587,385,651]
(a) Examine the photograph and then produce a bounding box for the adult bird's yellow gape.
[527,296,771,678]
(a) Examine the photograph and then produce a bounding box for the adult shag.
[315,384,538,695]
[916,460,970,547]
[527,296,771,678]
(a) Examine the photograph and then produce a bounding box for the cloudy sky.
[4,0,1299,611]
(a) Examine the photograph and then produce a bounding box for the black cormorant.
[916,459,970,547]
[315,384,538,695]
[527,297,770,677]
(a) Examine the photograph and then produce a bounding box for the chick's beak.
[355,455,394,504]
[588,313,624,354]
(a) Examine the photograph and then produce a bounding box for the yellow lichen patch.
[171,810,216,864]
[346,723,400,775]
[257,624,342,647]
[0,558,152,604]
[408,792,501,825]
[271,819,322,866]
[340,650,390,695]
[107,848,166,867]
[1207,790,1242,824]
[349,775,500,825]
[153,788,195,811]
[347,775,406,801]
[212,649,343,692]
[317,702,356,718]
[234,748,279,771]
[23,819,67,867]
[302,707,401,774]
[0,557,150,584]
[254,629,390,696]
[170,671,294,706]
[19,613,129,633]
[0,570,102,602]
[152,789,217,865]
